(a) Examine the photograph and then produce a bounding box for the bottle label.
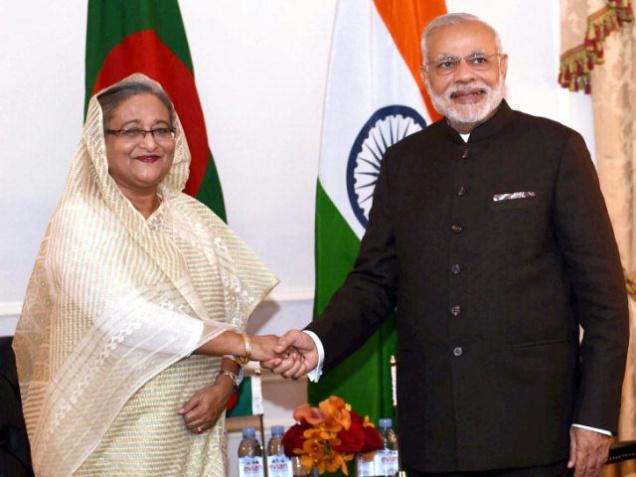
[374,450,399,476]
[239,456,264,477]
[356,455,375,477]
[267,455,292,477]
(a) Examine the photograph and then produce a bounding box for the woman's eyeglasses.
[106,127,176,142]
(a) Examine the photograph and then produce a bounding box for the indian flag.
[310,0,446,423]
[84,0,225,220]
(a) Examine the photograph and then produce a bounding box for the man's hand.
[568,426,612,477]
[179,379,234,434]
[261,329,318,379]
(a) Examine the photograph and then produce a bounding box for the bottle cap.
[378,418,392,429]
[271,425,285,436]
[242,427,256,438]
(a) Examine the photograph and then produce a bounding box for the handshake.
[246,330,319,379]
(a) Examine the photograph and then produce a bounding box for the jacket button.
[453,346,463,357]
[457,186,467,196]
[461,148,469,159]
[451,264,461,275]
[450,305,461,316]
[451,224,463,233]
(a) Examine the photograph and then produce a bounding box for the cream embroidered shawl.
[12,74,277,476]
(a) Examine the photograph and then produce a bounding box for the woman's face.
[104,93,176,196]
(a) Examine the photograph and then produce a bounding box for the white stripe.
[318,0,432,239]
[250,374,264,415]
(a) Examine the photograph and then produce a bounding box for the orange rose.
[294,403,325,426]
[319,396,351,433]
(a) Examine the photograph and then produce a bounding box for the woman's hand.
[193,331,286,363]
[179,378,234,434]
[249,334,282,361]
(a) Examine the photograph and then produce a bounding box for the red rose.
[333,416,365,453]
[348,411,384,453]
[361,425,383,453]
[349,411,363,425]
[282,422,310,457]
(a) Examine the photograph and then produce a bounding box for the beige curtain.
[560,1,635,475]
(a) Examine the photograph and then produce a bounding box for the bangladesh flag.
[226,374,264,418]
[85,0,225,219]
[311,0,446,424]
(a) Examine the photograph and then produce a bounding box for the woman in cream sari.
[13,74,279,476]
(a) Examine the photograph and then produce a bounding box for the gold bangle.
[236,332,251,365]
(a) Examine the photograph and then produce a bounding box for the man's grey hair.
[421,13,503,61]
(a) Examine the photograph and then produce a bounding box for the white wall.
[0,0,594,314]
[1,1,594,474]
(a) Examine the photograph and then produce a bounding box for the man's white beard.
[427,76,506,128]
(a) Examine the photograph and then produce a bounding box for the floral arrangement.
[282,396,383,475]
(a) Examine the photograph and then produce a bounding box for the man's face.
[423,21,508,133]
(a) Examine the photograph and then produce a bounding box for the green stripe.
[310,181,396,423]
[313,182,360,315]
[195,152,227,222]
[85,0,193,110]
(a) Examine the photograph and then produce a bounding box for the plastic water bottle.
[356,452,375,476]
[267,425,292,477]
[372,418,399,477]
[238,427,264,477]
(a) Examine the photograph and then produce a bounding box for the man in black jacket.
[265,13,629,477]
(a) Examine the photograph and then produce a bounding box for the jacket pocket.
[510,337,570,350]
[495,338,575,459]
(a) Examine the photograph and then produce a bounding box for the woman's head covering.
[73,73,190,229]
[13,74,277,476]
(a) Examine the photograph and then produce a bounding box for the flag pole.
[259,413,269,477]
[390,355,407,477]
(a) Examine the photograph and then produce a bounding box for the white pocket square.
[493,191,536,202]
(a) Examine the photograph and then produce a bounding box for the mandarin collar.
[441,100,514,144]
